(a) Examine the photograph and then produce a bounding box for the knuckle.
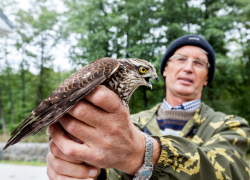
[50,142,62,157]
[69,101,87,118]
[51,159,61,172]
[51,161,61,172]
[46,152,53,163]
[66,119,79,133]
[64,147,77,158]
[103,137,113,147]
[107,122,123,136]
[108,127,120,137]
[95,89,105,103]
[99,86,121,111]
[91,151,105,164]
[109,100,121,111]
[92,86,108,105]
[47,159,61,180]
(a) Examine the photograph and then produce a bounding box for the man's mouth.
[178,77,193,83]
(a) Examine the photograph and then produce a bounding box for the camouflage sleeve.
[102,116,250,180]
[151,116,250,180]
[100,114,250,180]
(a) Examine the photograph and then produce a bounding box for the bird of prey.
[3,57,158,150]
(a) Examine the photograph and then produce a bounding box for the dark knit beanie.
[160,35,216,86]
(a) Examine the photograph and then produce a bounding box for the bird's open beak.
[152,75,158,83]
[146,74,158,90]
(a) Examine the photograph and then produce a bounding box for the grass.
[0,129,49,143]
[0,160,46,166]
[0,131,48,167]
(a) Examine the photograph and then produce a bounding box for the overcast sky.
[1,0,71,75]
[1,0,246,74]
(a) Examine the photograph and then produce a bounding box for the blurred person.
[46,35,250,180]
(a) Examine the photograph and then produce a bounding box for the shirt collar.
[163,98,201,111]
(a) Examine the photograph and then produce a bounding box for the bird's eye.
[139,66,147,74]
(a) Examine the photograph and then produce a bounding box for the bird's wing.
[4,57,119,150]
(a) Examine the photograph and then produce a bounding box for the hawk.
[3,57,158,150]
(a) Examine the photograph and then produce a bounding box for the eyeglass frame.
[168,55,210,69]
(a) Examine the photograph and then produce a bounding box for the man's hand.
[47,85,160,176]
[47,138,100,180]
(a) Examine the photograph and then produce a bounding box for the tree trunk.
[203,0,214,101]
[0,86,7,135]
[21,60,26,113]
[37,36,45,105]
[6,68,16,124]
[204,0,209,20]
[100,1,110,57]
[185,0,190,33]
[245,59,250,86]
[125,16,130,58]
[4,39,16,124]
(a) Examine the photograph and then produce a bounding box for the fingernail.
[48,124,55,135]
[46,128,50,135]
[88,169,98,177]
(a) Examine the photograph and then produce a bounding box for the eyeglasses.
[169,55,210,69]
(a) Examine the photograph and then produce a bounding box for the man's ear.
[163,66,168,78]
[203,76,208,86]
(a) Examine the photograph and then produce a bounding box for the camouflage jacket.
[103,103,250,180]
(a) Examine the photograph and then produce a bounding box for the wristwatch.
[133,132,153,180]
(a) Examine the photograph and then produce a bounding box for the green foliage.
[0,67,73,131]
[0,160,46,166]
[1,0,250,137]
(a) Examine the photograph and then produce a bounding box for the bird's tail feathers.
[3,101,76,150]
[3,77,107,150]
[10,114,35,136]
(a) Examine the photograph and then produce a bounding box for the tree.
[2,38,16,124]
[0,82,7,134]
[15,9,34,114]
[27,1,59,105]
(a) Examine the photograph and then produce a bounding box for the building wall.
[0,10,14,36]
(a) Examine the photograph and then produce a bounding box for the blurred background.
[0,0,250,145]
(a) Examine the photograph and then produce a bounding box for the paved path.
[0,164,48,180]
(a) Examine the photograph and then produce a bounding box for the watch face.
[138,170,152,180]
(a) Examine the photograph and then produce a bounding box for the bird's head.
[123,58,158,89]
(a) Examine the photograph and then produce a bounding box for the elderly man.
[46,35,250,180]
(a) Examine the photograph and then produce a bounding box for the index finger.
[84,85,122,113]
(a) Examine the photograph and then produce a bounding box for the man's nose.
[183,59,194,72]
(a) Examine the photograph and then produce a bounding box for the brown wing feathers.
[3,58,119,150]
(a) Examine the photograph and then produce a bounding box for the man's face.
[163,45,209,101]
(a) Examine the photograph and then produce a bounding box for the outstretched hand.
[47,85,160,179]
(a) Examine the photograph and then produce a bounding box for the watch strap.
[133,132,154,180]
[143,133,153,167]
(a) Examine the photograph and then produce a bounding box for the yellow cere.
[139,66,147,73]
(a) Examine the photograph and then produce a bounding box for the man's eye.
[177,58,187,61]
[194,61,204,66]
